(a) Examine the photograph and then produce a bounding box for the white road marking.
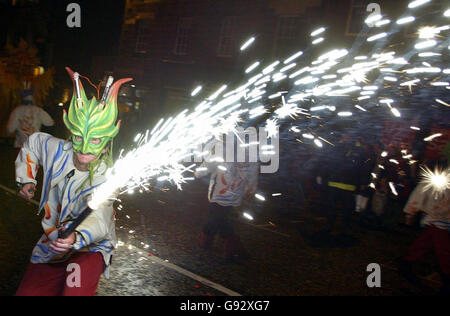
[242,221,291,238]
[138,246,242,296]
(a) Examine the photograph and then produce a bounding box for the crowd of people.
[297,130,449,295]
[4,76,448,296]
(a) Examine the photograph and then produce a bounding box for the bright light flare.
[420,166,450,197]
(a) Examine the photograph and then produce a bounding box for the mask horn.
[65,67,87,107]
[105,78,133,108]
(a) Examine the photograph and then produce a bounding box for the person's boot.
[198,232,214,250]
[223,234,249,262]
[397,258,421,286]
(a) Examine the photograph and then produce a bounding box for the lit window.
[276,16,303,56]
[345,0,372,36]
[174,17,192,55]
[217,16,239,57]
[135,19,152,54]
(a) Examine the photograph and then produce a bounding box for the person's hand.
[49,232,76,253]
[316,176,322,185]
[19,183,36,200]
[243,190,255,201]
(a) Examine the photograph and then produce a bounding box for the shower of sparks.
[88,2,450,210]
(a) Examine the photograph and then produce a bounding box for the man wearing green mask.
[14,67,132,296]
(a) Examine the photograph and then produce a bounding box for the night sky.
[0,0,126,78]
[44,0,125,75]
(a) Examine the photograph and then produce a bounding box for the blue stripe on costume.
[72,182,103,203]
[59,180,75,222]
[37,244,49,255]
[80,230,93,244]
[39,168,53,211]
[52,154,69,179]
[44,137,50,169]
[59,204,69,225]
[53,141,64,163]
[67,180,75,203]
[90,246,113,254]
[40,139,64,211]
[38,137,54,211]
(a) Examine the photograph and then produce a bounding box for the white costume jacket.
[404,183,449,231]
[15,133,116,277]
[196,162,259,207]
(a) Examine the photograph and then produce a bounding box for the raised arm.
[39,108,55,127]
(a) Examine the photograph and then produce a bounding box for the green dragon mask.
[63,67,132,156]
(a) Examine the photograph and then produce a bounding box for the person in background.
[398,164,449,296]
[316,132,368,237]
[355,139,376,213]
[7,88,54,150]
[195,141,259,262]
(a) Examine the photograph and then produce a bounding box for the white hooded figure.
[7,89,54,148]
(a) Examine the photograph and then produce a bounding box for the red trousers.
[16,252,104,296]
[404,225,450,275]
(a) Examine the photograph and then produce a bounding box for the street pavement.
[0,143,440,296]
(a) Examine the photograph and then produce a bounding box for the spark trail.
[90,0,449,209]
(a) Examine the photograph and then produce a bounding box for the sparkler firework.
[419,166,450,198]
[89,0,449,210]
